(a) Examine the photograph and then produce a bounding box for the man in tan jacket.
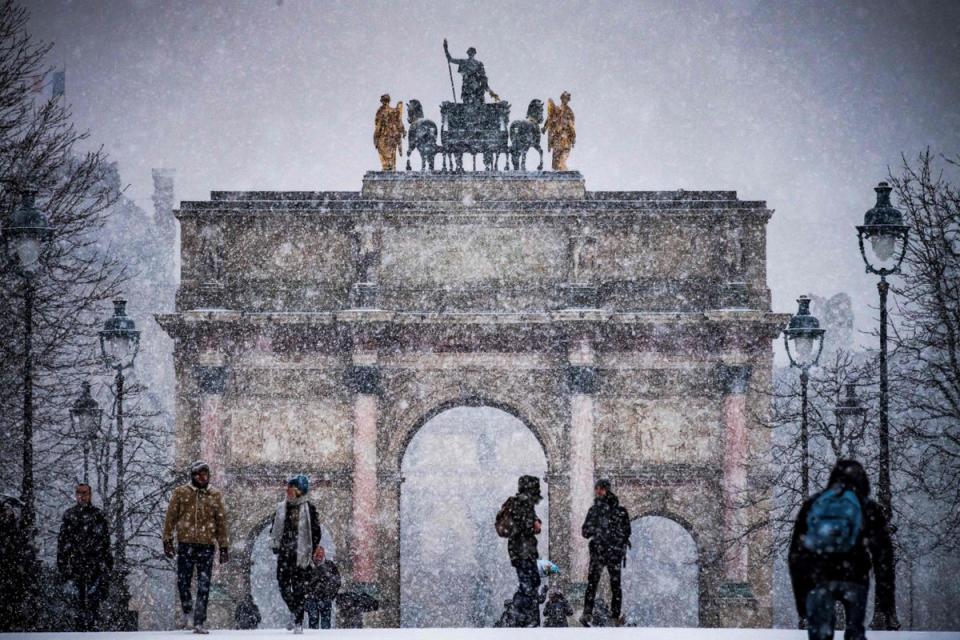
[163,461,229,634]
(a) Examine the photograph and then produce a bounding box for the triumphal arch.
[159,166,786,628]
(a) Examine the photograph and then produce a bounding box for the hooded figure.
[789,460,897,640]
[162,460,229,634]
[271,475,322,634]
[501,475,543,626]
[580,478,631,627]
[57,484,113,631]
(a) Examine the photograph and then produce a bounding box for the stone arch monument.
[158,170,787,628]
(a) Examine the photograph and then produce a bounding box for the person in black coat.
[504,475,543,627]
[0,495,28,632]
[789,459,897,640]
[305,547,341,629]
[580,478,631,627]
[56,484,113,631]
[271,475,323,634]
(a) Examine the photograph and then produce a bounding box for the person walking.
[0,495,29,631]
[56,484,113,631]
[789,459,896,640]
[496,474,544,627]
[162,461,230,635]
[580,478,631,627]
[305,546,341,629]
[271,475,323,635]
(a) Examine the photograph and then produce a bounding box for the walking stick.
[444,38,457,103]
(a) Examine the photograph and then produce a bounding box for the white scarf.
[271,495,313,568]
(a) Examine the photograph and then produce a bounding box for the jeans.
[66,572,107,631]
[583,555,623,620]
[806,580,868,640]
[277,556,311,625]
[176,543,215,625]
[305,597,333,629]
[512,558,542,626]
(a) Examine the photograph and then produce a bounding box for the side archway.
[246,515,339,628]
[621,514,700,627]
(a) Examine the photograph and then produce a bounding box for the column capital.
[348,365,382,395]
[193,364,228,394]
[566,365,599,394]
[717,363,752,395]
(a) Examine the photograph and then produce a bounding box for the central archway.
[399,405,549,628]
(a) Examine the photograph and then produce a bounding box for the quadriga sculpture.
[509,99,544,171]
[405,100,441,171]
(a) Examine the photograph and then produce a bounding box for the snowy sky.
[26,0,960,341]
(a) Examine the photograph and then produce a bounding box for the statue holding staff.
[443,39,499,105]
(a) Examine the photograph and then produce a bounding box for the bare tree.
[888,150,960,553]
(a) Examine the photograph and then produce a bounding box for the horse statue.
[508,99,544,171]
[405,99,441,171]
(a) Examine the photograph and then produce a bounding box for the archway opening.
[400,406,548,628]
[250,520,337,628]
[621,515,699,627]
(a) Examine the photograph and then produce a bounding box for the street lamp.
[70,381,101,484]
[834,383,867,459]
[99,298,140,631]
[784,295,826,499]
[3,186,54,541]
[857,181,908,631]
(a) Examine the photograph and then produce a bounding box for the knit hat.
[594,478,611,492]
[288,474,309,495]
[191,461,210,475]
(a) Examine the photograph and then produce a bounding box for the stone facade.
[158,171,787,628]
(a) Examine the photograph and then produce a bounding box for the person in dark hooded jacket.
[580,478,631,626]
[57,483,113,631]
[503,475,543,626]
[789,459,897,640]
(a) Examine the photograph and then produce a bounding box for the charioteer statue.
[444,39,500,105]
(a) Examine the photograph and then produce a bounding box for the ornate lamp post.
[856,181,908,630]
[834,383,867,459]
[70,381,101,484]
[99,298,140,631]
[784,295,826,499]
[3,186,53,541]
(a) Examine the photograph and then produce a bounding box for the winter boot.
[579,613,592,627]
[180,612,192,629]
[293,622,304,634]
[193,624,209,634]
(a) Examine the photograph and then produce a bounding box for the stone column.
[349,351,380,588]
[193,363,229,486]
[567,337,597,585]
[719,363,752,585]
[715,362,760,628]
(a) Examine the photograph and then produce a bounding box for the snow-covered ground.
[5,629,960,639]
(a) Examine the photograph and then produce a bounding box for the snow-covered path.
[4,629,959,639]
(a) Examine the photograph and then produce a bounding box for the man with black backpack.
[496,475,544,626]
[580,478,631,627]
[789,459,897,640]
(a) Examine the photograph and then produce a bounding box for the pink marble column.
[195,365,228,487]
[568,338,597,582]
[720,364,752,583]
[350,360,380,584]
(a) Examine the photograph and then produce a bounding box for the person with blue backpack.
[789,459,897,640]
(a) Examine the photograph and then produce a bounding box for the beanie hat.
[288,474,309,495]
[191,461,210,475]
[595,478,611,491]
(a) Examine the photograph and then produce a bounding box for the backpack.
[596,505,632,553]
[803,486,863,554]
[495,496,517,538]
